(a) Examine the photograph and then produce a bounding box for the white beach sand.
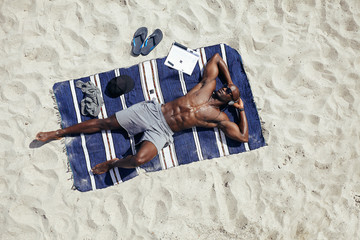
[1,0,360,239]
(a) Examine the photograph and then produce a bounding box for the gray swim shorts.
[115,100,174,153]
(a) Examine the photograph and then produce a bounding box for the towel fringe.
[66,159,76,190]
[66,160,72,172]
[51,89,62,127]
[67,167,76,191]
[51,89,77,189]
[50,90,57,106]
[56,113,61,125]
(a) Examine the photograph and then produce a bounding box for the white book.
[164,42,200,75]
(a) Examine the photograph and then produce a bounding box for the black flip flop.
[131,27,148,56]
[140,29,163,56]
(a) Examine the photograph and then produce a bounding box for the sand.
[1,0,360,239]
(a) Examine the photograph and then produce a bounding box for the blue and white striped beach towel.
[53,43,265,192]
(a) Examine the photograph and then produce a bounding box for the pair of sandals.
[131,27,163,56]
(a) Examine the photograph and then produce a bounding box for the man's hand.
[232,98,244,109]
[217,96,248,142]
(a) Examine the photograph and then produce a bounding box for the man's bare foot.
[36,130,62,142]
[91,158,118,175]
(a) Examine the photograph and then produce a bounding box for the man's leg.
[91,141,158,174]
[36,115,122,142]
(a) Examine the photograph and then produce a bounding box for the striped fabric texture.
[53,44,265,192]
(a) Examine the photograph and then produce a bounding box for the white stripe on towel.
[221,43,250,152]
[139,60,178,169]
[220,43,228,66]
[218,44,230,156]
[197,47,229,157]
[90,74,122,185]
[178,71,204,161]
[150,60,179,168]
[114,68,141,175]
[69,80,97,190]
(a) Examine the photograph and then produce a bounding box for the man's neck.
[209,92,226,108]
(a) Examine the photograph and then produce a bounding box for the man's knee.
[214,52,221,58]
[134,152,156,167]
[132,154,152,167]
[213,52,221,61]
[132,141,158,166]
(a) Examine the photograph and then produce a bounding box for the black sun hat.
[105,75,135,98]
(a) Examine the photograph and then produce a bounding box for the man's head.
[214,83,240,106]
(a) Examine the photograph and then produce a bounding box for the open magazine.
[164,42,200,75]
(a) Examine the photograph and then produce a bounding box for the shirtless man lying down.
[36,53,248,174]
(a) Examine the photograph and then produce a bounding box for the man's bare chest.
[192,105,221,123]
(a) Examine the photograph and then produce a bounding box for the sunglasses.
[224,84,235,100]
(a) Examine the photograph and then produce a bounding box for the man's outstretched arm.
[217,100,249,142]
